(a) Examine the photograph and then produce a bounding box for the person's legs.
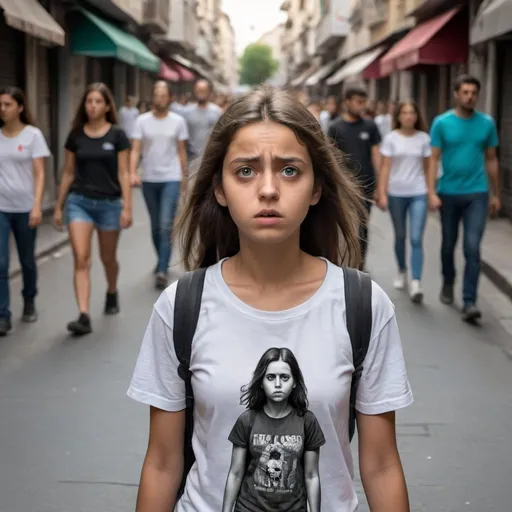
[387,195,408,280]
[0,212,12,334]
[142,181,162,268]
[408,195,428,281]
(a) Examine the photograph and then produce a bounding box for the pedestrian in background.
[128,87,412,512]
[377,101,431,303]
[328,87,382,270]
[130,81,189,290]
[374,100,394,139]
[119,95,140,142]
[0,87,50,336]
[53,82,132,335]
[428,74,500,322]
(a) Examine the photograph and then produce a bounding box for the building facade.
[217,13,238,90]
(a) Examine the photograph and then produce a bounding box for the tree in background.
[239,44,279,86]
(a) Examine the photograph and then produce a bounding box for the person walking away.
[53,83,132,335]
[377,101,431,303]
[0,87,50,336]
[127,87,413,512]
[325,95,340,123]
[374,100,394,139]
[182,79,222,177]
[428,74,500,323]
[328,87,382,270]
[130,81,189,290]
[119,96,139,142]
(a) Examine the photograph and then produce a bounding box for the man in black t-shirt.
[328,87,382,270]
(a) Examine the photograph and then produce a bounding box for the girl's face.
[85,90,110,122]
[262,359,295,403]
[399,104,417,129]
[217,121,321,247]
[0,94,21,124]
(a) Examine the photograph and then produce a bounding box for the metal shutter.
[0,17,22,87]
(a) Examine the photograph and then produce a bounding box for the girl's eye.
[281,166,298,178]
[236,167,254,178]
[281,375,290,381]
[266,374,275,381]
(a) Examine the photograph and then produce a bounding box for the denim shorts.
[66,192,122,231]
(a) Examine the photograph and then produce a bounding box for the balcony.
[143,0,170,34]
[365,0,389,27]
[167,0,198,50]
[316,0,350,54]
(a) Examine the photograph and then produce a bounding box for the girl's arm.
[222,445,247,512]
[118,149,132,228]
[304,449,321,512]
[377,156,392,210]
[55,151,76,210]
[30,157,46,227]
[357,411,410,512]
[136,407,186,512]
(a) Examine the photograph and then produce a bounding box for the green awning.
[70,8,160,73]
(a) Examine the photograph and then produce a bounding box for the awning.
[290,65,317,87]
[0,0,65,46]
[380,6,467,76]
[159,62,179,82]
[471,0,512,45]
[169,60,195,81]
[305,61,338,87]
[70,8,160,73]
[326,47,386,85]
[171,54,210,81]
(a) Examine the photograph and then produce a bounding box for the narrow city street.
[0,191,511,512]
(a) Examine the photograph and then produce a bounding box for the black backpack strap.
[343,267,373,442]
[173,268,207,497]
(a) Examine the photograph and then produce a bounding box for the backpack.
[173,266,372,498]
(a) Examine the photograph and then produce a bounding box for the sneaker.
[393,272,406,290]
[21,300,38,323]
[155,272,168,290]
[409,280,424,304]
[67,313,92,335]
[440,283,454,305]
[462,304,482,323]
[0,317,12,336]
[104,291,120,315]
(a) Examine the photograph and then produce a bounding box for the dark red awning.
[170,61,195,82]
[380,6,468,76]
[159,61,179,82]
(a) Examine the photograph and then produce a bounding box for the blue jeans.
[142,181,181,274]
[388,195,428,280]
[439,192,489,306]
[0,211,37,319]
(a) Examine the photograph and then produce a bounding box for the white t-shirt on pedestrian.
[127,259,413,512]
[118,106,140,139]
[380,130,431,197]
[132,111,189,183]
[0,125,51,213]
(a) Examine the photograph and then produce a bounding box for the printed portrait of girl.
[222,347,325,512]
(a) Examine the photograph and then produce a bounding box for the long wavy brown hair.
[175,86,366,270]
[0,87,37,127]
[71,82,118,130]
[392,100,428,132]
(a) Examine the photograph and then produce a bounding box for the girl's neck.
[86,118,109,131]
[264,402,293,419]
[398,127,416,136]
[2,119,25,136]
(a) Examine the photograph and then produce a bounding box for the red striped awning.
[159,61,179,82]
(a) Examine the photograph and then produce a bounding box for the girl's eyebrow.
[229,155,306,165]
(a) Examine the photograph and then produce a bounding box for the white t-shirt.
[128,259,413,512]
[380,130,431,197]
[375,113,392,139]
[118,106,139,139]
[0,125,51,213]
[132,111,189,182]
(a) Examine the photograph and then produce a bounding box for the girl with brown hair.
[54,83,132,335]
[0,87,50,335]
[128,87,413,511]
[377,100,431,303]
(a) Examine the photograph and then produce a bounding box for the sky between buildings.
[222,0,287,54]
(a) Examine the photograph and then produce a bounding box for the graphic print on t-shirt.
[224,347,326,512]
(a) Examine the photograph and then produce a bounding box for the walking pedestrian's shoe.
[440,283,454,304]
[21,300,38,323]
[462,304,482,323]
[409,280,423,304]
[0,317,12,336]
[104,291,120,315]
[155,272,168,291]
[393,272,406,290]
[67,313,92,335]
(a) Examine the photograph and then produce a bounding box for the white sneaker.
[409,280,424,304]
[393,272,406,290]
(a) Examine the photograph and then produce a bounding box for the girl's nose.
[258,170,279,200]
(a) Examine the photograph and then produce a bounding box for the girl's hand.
[53,207,64,230]
[376,193,388,211]
[120,208,132,229]
[29,206,43,227]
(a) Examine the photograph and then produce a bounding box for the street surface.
[1,190,511,512]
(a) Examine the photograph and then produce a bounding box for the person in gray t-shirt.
[182,80,222,167]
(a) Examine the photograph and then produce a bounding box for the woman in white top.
[377,101,431,303]
[128,87,413,511]
[0,87,50,336]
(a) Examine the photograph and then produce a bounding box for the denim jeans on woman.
[0,211,37,319]
[142,181,181,274]
[387,195,428,280]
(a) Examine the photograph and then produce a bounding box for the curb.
[481,259,512,302]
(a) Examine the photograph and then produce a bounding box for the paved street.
[1,190,511,512]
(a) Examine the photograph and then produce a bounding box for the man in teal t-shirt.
[428,74,500,323]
